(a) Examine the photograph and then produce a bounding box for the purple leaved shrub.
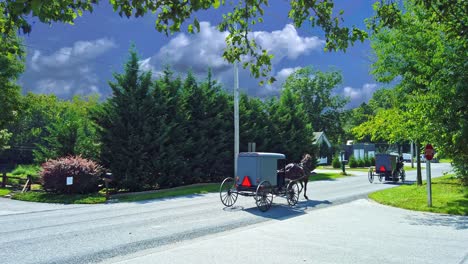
[41,156,103,194]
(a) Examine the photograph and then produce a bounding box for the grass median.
[12,191,107,204]
[369,174,467,216]
[7,172,348,204]
[0,188,11,196]
[309,172,350,181]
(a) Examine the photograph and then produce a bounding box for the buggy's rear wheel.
[286,181,300,206]
[378,173,384,182]
[255,181,273,212]
[220,177,238,207]
[368,169,374,183]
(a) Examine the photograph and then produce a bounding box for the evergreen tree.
[198,70,233,181]
[99,48,155,191]
[239,94,270,152]
[269,87,316,162]
[150,67,185,188]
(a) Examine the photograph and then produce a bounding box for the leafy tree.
[33,96,101,163]
[0,5,24,150]
[0,129,12,151]
[98,48,155,191]
[370,0,467,183]
[282,67,348,144]
[5,94,62,163]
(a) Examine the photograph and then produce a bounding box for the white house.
[313,132,332,165]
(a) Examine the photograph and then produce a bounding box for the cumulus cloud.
[141,22,323,80]
[145,22,230,75]
[343,83,379,108]
[25,38,117,98]
[253,24,324,62]
[31,38,116,71]
[257,67,302,98]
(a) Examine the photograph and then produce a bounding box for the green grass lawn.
[318,166,369,171]
[310,172,351,181]
[439,158,452,163]
[369,175,467,216]
[12,192,106,204]
[0,188,11,196]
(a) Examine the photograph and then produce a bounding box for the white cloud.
[26,38,116,98]
[256,67,303,98]
[31,38,116,70]
[253,24,324,62]
[343,83,379,107]
[141,22,323,78]
[35,79,101,98]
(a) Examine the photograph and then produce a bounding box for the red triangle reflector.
[241,176,252,187]
[379,166,386,172]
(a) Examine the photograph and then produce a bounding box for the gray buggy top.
[237,152,286,187]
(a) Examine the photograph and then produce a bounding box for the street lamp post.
[234,60,239,179]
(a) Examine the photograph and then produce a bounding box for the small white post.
[426,160,432,207]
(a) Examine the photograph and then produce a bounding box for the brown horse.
[277,154,315,200]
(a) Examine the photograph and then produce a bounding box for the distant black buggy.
[368,154,405,183]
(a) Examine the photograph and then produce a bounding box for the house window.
[354,149,365,159]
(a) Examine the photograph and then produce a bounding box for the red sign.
[425,144,434,161]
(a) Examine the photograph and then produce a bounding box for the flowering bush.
[41,156,103,194]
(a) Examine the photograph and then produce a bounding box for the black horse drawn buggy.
[368,153,405,183]
[219,152,313,212]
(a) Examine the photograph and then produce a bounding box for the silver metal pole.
[426,160,432,207]
[234,61,239,178]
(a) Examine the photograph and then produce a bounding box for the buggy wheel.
[255,181,273,212]
[286,181,300,206]
[378,173,384,182]
[220,177,238,207]
[368,169,374,183]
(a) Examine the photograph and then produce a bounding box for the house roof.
[313,132,332,148]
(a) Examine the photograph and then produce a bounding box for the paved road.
[102,199,468,264]
[0,163,461,264]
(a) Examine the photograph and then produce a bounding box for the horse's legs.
[298,181,304,196]
[303,178,309,200]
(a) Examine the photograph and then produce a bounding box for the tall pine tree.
[99,48,154,191]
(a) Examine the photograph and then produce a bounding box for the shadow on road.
[231,199,332,221]
[132,193,208,204]
[405,214,468,230]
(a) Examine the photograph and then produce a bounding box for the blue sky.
[19,0,381,108]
